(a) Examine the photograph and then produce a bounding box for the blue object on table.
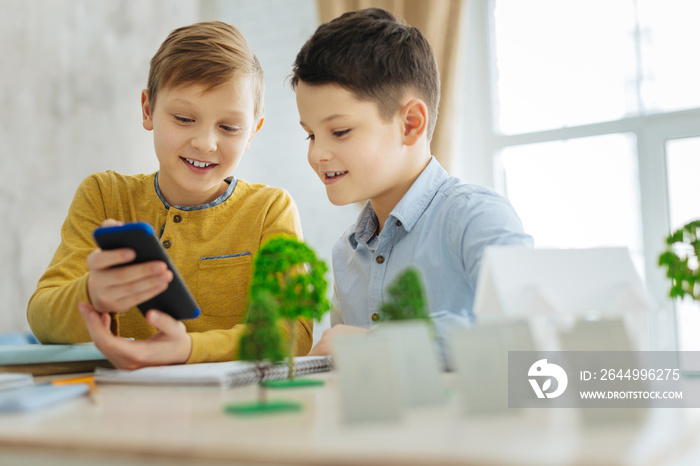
[0,333,39,345]
[0,383,88,412]
[0,342,106,366]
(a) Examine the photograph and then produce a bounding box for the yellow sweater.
[27,171,311,363]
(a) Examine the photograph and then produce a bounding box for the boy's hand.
[308,324,368,356]
[86,219,173,314]
[78,302,192,370]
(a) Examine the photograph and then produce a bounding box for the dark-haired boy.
[291,8,533,360]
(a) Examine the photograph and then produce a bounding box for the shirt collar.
[348,156,447,247]
[351,201,380,246]
[154,172,237,211]
[391,157,447,232]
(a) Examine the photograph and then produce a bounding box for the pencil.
[52,376,100,405]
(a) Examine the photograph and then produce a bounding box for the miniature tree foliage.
[239,291,287,363]
[251,235,330,322]
[659,219,700,300]
[238,291,287,402]
[250,235,330,377]
[380,267,431,322]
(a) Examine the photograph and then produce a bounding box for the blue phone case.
[93,222,200,320]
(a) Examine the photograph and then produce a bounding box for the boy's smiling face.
[297,82,418,215]
[142,78,261,207]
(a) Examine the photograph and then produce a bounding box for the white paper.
[333,333,402,424]
[374,321,445,407]
[0,373,34,391]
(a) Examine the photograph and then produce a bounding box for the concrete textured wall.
[0,0,357,339]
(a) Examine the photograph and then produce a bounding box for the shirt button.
[173,215,182,223]
[371,313,380,322]
[376,255,385,264]
[162,240,171,249]
[396,220,402,227]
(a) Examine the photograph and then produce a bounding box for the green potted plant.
[658,220,700,300]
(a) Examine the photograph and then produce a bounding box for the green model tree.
[250,235,330,381]
[238,291,287,403]
[226,291,300,414]
[380,267,431,323]
[659,219,700,300]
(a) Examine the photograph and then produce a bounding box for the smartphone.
[93,221,201,320]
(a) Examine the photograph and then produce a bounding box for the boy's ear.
[141,90,153,131]
[245,117,265,151]
[400,99,428,146]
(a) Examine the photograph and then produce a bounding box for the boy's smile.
[322,170,349,184]
[142,79,261,207]
[182,157,215,170]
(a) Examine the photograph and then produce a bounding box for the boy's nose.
[308,140,330,165]
[191,127,217,153]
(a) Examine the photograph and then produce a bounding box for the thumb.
[145,309,185,335]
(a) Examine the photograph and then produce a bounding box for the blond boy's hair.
[147,21,264,120]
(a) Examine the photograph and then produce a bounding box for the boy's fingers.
[79,305,191,369]
[99,273,170,313]
[88,263,171,313]
[79,302,112,339]
[145,309,186,336]
[109,261,170,283]
[80,302,139,368]
[100,219,124,228]
[307,342,327,356]
[87,248,137,271]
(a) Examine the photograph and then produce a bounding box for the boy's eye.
[220,125,241,133]
[333,129,350,138]
[174,115,194,123]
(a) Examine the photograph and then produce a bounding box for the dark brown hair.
[290,8,440,140]
[148,21,264,120]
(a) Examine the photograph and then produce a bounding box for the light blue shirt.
[331,157,533,363]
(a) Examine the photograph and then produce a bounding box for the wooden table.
[1,372,699,465]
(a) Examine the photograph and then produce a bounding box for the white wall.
[0,0,357,341]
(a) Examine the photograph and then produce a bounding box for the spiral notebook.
[94,356,333,387]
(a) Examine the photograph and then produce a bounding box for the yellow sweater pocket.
[196,253,252,320]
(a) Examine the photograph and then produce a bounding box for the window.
[465,0,700,350]
[491,0,700,135]
[498,133,644,271]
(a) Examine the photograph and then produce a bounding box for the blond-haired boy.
[28,22,311,369]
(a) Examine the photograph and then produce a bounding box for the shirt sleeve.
[27,174,108,343]
[186,188,313,363]
[431,189,533,368]
[454,189,534,288]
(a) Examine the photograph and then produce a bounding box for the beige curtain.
[316,0,464,173]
